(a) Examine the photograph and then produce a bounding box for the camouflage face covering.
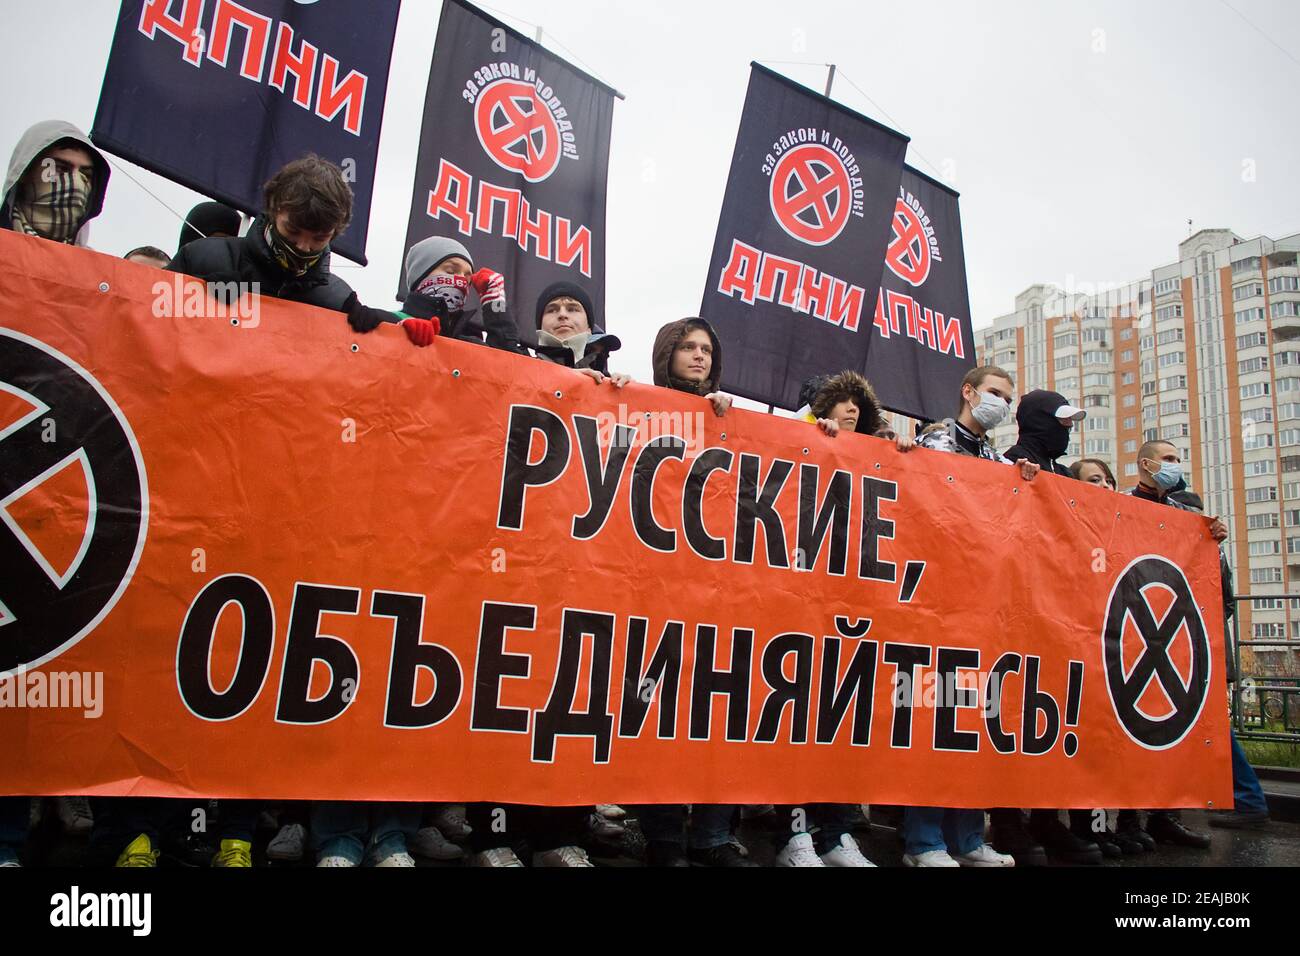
[265,223,325,277]
[11,171,91,243]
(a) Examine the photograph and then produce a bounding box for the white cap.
[1055,404,1087,423]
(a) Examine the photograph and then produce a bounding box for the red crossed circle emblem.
[474,78,563,183]
[885,198,932,287]
[768,144,852,246]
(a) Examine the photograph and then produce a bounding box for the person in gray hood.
[2,120,111,246]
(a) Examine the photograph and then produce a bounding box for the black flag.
[92,0,400,264]
[865,166,976,422]
[701,63,908,410]
[400,0,617,337]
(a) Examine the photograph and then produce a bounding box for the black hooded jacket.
[1004,390,1075,476]
[166,216,355,313]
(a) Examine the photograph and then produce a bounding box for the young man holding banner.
[167,155,394,337]
[907,366,1038,867]
[396,235,522,354]
[638,318,753,867]
[1120,441,1229,851]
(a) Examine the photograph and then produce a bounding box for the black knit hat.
[535,281,599,333]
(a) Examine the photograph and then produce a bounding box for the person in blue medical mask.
[1123,439,1229,851]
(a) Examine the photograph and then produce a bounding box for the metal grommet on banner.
[802,448,810,456]
[230,318,240,327]
[97,281,110,293]
[1013,488,1020,495]
[1069,500,1076,508]
[452,370,461,379]
[1159,523,1165,530]
[720,433,728,442]
[946,476,954,484]
[555,390,563,399]
[874,463,881,471]
[350,344,360,353]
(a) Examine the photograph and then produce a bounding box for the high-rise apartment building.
[976,229,1300,672]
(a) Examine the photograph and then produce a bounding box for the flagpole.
[825,64,837,97]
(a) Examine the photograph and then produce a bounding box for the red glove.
[469,268,507,312]
[402,316,440,348]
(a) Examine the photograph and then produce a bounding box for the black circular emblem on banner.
[0,329,147,674]
[1102,556,1210,750]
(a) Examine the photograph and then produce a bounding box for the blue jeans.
[638,804,736,850]
[0,798,26,847]
[1230,732,1269,814]
[311,802,420,859]
[903,807,985,857]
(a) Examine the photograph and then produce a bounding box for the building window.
[1239,356,1269,375]
[1241,382,1271,400]
[1237,332,1268,351]
[1251,541,1282,557]
[1248,513,1280,531]
[1246,486,1279,504]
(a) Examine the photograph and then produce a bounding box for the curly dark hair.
[263,155,353,234]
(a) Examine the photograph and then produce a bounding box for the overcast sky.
[3,0,1298,391]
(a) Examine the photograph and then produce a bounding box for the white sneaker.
[470,847,525,867]
[903,849,961,868]
[316,854,357,868]
[56,797,93,836]
[588,812,626,839]
[533,846,594,868]
[266,823,306,862]
[411,825,465,861]
[953,844,1015,868]
[431,804,472,840]
[776,832,826,867]
[596,804,626,820]
[820,833,876,867]
[371,848,416,868]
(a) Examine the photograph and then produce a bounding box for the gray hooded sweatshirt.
[2,120,112,247]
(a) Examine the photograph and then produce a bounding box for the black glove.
[344,293,392,334]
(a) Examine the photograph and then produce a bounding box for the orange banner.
[0,232,1232,809]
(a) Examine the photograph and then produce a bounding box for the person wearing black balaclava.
[176,201,243,257]
[1003,390,1087,477]
[999,390,1109,863]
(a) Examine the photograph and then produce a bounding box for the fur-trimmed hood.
[809,371,884,434]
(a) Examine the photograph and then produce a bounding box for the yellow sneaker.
[212,839,253,868]
[115,834,160,868]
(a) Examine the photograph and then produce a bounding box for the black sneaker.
[1030,817,1103,865]
[1207,809,1270,831]
[689,841,759,868]
[645,840,690,867]
[1113,821,1155,854]
[990,814,1047,867]
[1146,812,1211,849]
[1092,832,1123,858]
